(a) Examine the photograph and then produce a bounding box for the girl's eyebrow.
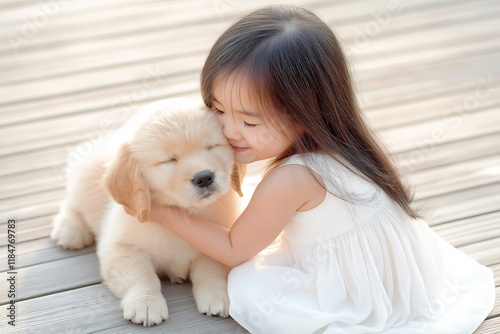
[212,98,261,118]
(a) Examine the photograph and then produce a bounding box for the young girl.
[138,5,494,333]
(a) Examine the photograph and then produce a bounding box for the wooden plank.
[0,237,95,271]
[336,0,500,46]
[0,168,64,200]
[395,132,500,173]
[476,315,500,334]
[381,106,500,154]
[0,252,100,304]
[0,200,60,225]
[417,183,500,225]
[2,0,496,124]
[0,188,63,220]
[408,155,500,199]
[0,215,53,247]
[0,282,247,334]
[350,24,500,75]
[0,0,141,33]
[366,75,500,129]
[458,237,500,268]
[0,145,69,177]
[2,0,492,82]
[0,1,234,53]
[346,9,500,62]
[1,284,123,334]
[0,74,200,129]
[0,73,201,154]
[432,211,500,248]
[0,108,135,156]
[492,263,500,287]
[2,0,456,63]
[489,287,500,320]
[360,55,500,110]
[0,53,206,108]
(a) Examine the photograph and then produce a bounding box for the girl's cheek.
[214,117,225,128]
[252,128,275,149]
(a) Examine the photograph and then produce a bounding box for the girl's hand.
[123,204,188,226]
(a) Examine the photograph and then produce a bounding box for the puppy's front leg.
[100,247,168,327]
[190,255,230,317]
[51,201,95,250]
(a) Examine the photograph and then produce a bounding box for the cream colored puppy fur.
[51,98,244,326]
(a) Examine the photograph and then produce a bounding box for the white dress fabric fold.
[228,153,494,334]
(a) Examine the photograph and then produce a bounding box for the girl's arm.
[147,164,323,268]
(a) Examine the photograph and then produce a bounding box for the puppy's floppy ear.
[230,162,246,197]
[104,143,151,223]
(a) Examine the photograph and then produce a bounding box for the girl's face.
[212,74,296,164]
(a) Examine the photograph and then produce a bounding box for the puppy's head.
[104,98,244,223]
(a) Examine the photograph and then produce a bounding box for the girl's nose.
[222,119,241,140]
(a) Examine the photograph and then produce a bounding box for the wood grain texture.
[0,0,498,332]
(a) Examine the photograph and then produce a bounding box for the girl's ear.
[230,162,246,197]
[104,144,151,223]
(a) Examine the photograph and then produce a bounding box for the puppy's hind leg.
[190,255,230,317]
[101,249,169,327]
[51,201,94,250]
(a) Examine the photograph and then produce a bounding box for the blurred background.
[0,0,499,333]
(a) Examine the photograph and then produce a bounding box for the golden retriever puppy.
[51,98,244,326]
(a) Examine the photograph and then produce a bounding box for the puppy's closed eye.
[161,157,177,164]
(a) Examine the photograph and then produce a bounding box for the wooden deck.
[1,0,499,332]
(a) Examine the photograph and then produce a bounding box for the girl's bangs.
[212,62,279,124]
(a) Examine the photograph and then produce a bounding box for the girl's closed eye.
[244,121,258,128]
[214,108,224,115]
[214,107,258,127]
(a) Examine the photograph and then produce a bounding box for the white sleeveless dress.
[228,153,494,334]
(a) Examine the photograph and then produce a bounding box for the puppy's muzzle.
[191,170,215,188]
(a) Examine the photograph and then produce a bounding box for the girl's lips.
[231,145,248,152]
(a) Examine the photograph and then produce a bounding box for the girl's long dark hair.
[201,5,418,218]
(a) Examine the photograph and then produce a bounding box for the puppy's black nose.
[192,170,215,188]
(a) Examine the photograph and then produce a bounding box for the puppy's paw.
[51,210,94,250]
[122,290,169,327]
[194,287,230,317]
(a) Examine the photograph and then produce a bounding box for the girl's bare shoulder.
[256,163,326,211]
